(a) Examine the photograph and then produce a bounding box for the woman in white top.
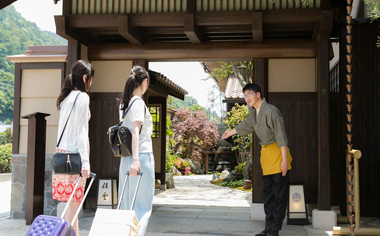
[118,66,155,236]
[53,60,94,236]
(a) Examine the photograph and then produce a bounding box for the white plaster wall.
[19,69,61,154]
[90,61,133,92]
[268,58,316,92]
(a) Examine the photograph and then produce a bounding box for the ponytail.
[56,74,74,109]
[56,60,95,110]
[118,65,149,111]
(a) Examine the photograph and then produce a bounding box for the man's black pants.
[262,171,289,234]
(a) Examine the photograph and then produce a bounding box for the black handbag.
[108,98,143,157]
[53,93,82,174]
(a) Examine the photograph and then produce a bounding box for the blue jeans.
[118,152,155,236]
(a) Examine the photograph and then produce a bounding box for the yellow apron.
[260,142,292,176]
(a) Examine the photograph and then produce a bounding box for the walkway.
[0,174,329,236]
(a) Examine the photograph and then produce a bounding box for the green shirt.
[235,99,288,148]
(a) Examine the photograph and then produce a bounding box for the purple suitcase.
[26,173,96,236]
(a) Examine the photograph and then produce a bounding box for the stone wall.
[11,154,58,219]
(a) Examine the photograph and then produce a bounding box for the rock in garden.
[171,167,182,176]
[211,173,219,182]
[166,173,175,189]
[222,173,236,183]
[219,169,230,180]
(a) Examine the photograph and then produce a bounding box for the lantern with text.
[287,183,309,225]
[97,178,118,209]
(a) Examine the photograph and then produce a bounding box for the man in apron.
[221,83,292,236]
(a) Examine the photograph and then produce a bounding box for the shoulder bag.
[108,98,144,157]
[53,93,82,174]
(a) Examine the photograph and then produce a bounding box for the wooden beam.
[317,34,331,210]
[55,15,92,46]
[0,0,17,10]
[314,10,333,37]
[184,14,203,45]
[88,40,316,60]
[118,15,146,46]
[252,12,263,44]
[67,9,322,29]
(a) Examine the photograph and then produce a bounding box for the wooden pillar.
[316,11,333,210]
[133,60,148,69]
[62,0,72,15]
[22,112,50,225]
[252,58,268,203]
[161,97,167,186]
[12,63,21,154]
[66,40,81,77]
[254,59,268,100]
[148,96,166,188]
[133,60,149,102]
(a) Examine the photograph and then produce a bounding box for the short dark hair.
[242,83,263,99]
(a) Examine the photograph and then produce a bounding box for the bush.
[234,161,247,176]
[173,157,191,175]
[0,143,12,173]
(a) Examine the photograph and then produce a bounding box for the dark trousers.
[262,171,289,234]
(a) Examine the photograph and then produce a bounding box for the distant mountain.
[0,5,67,123]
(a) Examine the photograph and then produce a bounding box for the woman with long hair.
[53,60,95,235]
[118,65,155,236]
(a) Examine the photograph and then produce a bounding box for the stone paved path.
[0,174,324,236]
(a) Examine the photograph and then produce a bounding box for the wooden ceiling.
[56,9,326,46]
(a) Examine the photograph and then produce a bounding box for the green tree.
[223,104,252,164]
[364,0,380,47]
[210,61,253,88]
[0,5,67,122]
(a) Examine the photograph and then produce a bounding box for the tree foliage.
[0,128,12,145]
[172,108,219,163]
[223,104,252,163]
[0,143,12,173]
[210,61,253,88]
[0,5,67,122]
[364,0,380,47]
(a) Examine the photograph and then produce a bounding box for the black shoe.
[267,231,279,236]
[255,231,269,236]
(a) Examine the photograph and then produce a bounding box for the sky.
[10,0,223,111]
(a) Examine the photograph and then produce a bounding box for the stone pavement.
[0,174,332,236]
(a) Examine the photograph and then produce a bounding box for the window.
[149,106,160,138]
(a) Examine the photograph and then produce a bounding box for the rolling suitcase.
[89,171,143,236]
[25,172,97,236]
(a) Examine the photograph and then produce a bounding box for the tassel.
[66,155,72,173]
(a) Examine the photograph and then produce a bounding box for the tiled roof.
[224,74,244,99]
[149,70,188,100]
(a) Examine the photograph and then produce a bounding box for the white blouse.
[56,90,90,168]
[120,96,153,154]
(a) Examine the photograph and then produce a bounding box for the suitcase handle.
[60,172,97,226]
[117,171,143,210]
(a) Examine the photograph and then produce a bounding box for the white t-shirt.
[120,96,153,154]
[56,90,90,168]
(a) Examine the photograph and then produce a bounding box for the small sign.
[97,178,118,209]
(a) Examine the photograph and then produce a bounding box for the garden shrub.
[0,143,12,173]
